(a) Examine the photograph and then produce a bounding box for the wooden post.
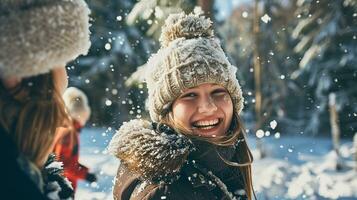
[353,133,357,171]
[253,0,265,159]
[328,93,343,170]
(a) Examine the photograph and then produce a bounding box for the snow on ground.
[75,128,118,200]
[76,128,357,200]
[251,136,357,200]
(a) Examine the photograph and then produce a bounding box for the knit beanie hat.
[145,11,244,122]
[0,0,91,79]
[63,87,91,126]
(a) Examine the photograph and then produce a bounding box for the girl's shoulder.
[108,119,194,184]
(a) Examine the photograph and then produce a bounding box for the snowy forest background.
[66,0,357,199]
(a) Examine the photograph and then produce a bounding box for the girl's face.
[172,83,233,137]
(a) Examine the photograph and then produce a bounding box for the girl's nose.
[198,96,218,114]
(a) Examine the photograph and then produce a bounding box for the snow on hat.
[63,87,91,126]
[145,11,244,122]
[0,0,91,79]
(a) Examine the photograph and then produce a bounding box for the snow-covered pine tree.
[219,0,299,157]
[220,0,300,129]
[67,0,156,126]
[292,0,357,136]
[126,0,197,39]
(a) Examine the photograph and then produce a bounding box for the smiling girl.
[109,11,254,200]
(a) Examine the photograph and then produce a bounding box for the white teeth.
[200,126,215,130]
[194,119,219,128]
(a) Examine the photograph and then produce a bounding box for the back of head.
[0,73,68,167]
[0,0,91,167]
[63,87,91,126]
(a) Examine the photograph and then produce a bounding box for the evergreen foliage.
[67,0,156,126]
[292,0,357,136]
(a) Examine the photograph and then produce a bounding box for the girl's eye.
[180,92,197,99]
[212,89,228,96]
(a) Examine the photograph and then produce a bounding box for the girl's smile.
[172,83,233,137]
[192,118,223,137]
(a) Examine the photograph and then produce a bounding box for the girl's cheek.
[223,94,231,102]
[212,94,231,103]
[183,99,199,108]
[213,94,233,110]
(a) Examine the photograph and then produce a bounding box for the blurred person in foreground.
[0,0,91,199]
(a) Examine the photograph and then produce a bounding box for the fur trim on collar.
[108,119,193,183]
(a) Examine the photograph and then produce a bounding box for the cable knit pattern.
[159,12,214,47]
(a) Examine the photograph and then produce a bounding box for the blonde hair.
[0,72,69,167]
[161,111,254,199]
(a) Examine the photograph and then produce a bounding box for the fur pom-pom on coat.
[108,119,193,183]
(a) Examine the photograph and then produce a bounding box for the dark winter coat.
[53,120,89,190]
[0,125,47,200]
[109,120,247,200]
[0,125,74,199]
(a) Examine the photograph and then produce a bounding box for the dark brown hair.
[0,72,69,167]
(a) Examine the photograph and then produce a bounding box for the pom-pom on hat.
[145,11,244,122]
[63,87,91,126]
[0,0,91,79]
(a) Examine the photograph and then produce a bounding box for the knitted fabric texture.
[145,12,244,122]
[0,0,91,79]
[63,87,91,126]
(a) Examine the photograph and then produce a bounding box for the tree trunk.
[353,133,357,171]
[253,0,265,159]
[328,93,343,170]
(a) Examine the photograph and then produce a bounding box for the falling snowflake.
[256,129,265,138]
[111,89,118,95]
[265,131,271,137]
[105,99,112,106]
[105,43,111,50]
[270,120,277,130]
[242,11,248,18]
[261,14,271,23]
[274,132,281,139]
